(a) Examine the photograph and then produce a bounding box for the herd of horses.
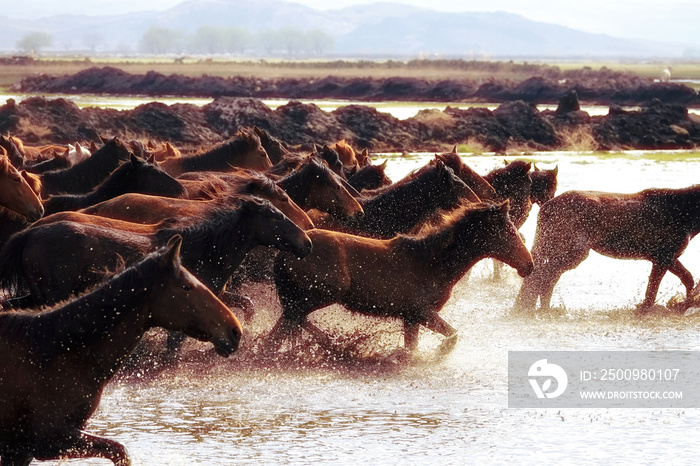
[0,126,696,464]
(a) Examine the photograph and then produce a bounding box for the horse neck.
[168,210,258,292]
[668,187,700,232]
[34,266,154,384]
[182,140,245,172]
[277,169,309,206]
[405,213,491,281]
[362,171,440,230]
[40,144,125,196]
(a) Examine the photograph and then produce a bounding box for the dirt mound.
[2,91,700,152]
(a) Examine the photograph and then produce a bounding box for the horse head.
[242,198,313,258]
[0,155,44,222]
[148,235,243,357]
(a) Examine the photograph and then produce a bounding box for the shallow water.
[37,152,700,465]
[0,93,623,118]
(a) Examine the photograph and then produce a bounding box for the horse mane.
[278,156,335,195]
[181,129,261,172]
[155,196,268,258]
[397,201,504,265]
[40,137,132,195]
[41,158,140,214]
[484,160,531,187]
[0,249,166,359]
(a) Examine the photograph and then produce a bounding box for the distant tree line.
[138,26,335,56]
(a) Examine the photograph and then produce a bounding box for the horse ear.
[379,159,388,170]
[498,199,510,213]
[533,163,539,171]
[162,235,183,268]
[147,153,157,164]
[452,145,457,154]
[553,165,559,176]
[129,153,141,165]
[504,159,508,166]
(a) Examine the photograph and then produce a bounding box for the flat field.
[2,56,700,91]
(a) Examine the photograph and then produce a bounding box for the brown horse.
[311,160,478,239]
[0,155,44,222]
[81,172,314,230]
[347,159,393,192]
[159,128,271,177]
[514,186,700,312]
[433,148,497,201]
[0,197,312,308]
[484,160,533,229]
[41,153,186,216]
[0,236,242,465]
[270,201,533,351]
[276,156,364,219]
[530,164,559,206]
[37,137,134,198]
[147,140,181,162]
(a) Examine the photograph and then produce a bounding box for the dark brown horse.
[0,236,242,465]
[253,126,293,165]
[270,201,533,351]
[311,160,478,239]
[515,186,700,312]
[276,156,364,219]
[81,173,314,231]
[484,160,533,229]
[0,197,312,308]
[433,148,497,201]
[159,128,271,177]
[529,164,559,206]
[347,159,393,192]
[42,154,186,215]
[37,137,134,198]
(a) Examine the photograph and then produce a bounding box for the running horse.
[41,153,186,215]
[0,197,313,308]
[0,154,44,222]
[159,128,272,177]
[270,201,533,352]
[514,185,700,312]
[0,236,242,465]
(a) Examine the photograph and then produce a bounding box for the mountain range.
[0,0,689,58]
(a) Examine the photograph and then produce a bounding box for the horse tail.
[0,230,31,296]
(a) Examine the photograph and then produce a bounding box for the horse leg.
[403,321,421,351]
[492,259,503,281]
[266,316,304,352]
[640,264,668,311]
[0,451,33,466]
[220,291,255,321]
[39,432,130,466]
[423,312,458,355]
[668,260,695,300]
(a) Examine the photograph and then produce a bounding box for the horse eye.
[182,284,193,291]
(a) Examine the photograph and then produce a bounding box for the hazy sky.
[5,0,699,44]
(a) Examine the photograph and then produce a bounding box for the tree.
[306,29,335,55]
[16,32,53,55]
[138,27,184,54]
[82,32,104,53]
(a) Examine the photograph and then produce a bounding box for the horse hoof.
[435,334,458,356]
[387,348,413,364]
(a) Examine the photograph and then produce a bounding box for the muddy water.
[46,152,700,465]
